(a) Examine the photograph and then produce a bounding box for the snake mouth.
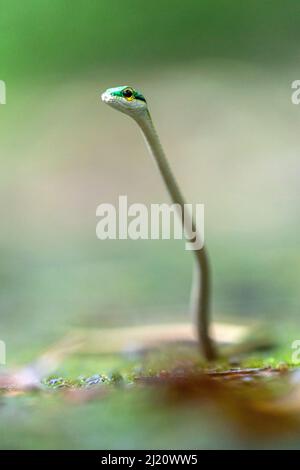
[101,91,113,103]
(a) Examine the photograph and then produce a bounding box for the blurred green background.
[1,0,300,449]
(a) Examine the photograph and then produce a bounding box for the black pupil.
[123,89,133,98]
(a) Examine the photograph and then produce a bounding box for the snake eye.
[122,88,134,100]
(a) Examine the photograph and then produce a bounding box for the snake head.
[101,86,148,118]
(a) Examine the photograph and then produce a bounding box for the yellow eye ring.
[122,88,134,101]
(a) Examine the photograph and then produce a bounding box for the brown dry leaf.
[69,322,250,355]
[254,370,300,415]
[136,367,299,437]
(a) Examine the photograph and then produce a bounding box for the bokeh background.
[1,0,300,449]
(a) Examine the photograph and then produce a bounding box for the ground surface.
[1,337,300,450]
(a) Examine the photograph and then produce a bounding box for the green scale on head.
[108,86,146,102]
